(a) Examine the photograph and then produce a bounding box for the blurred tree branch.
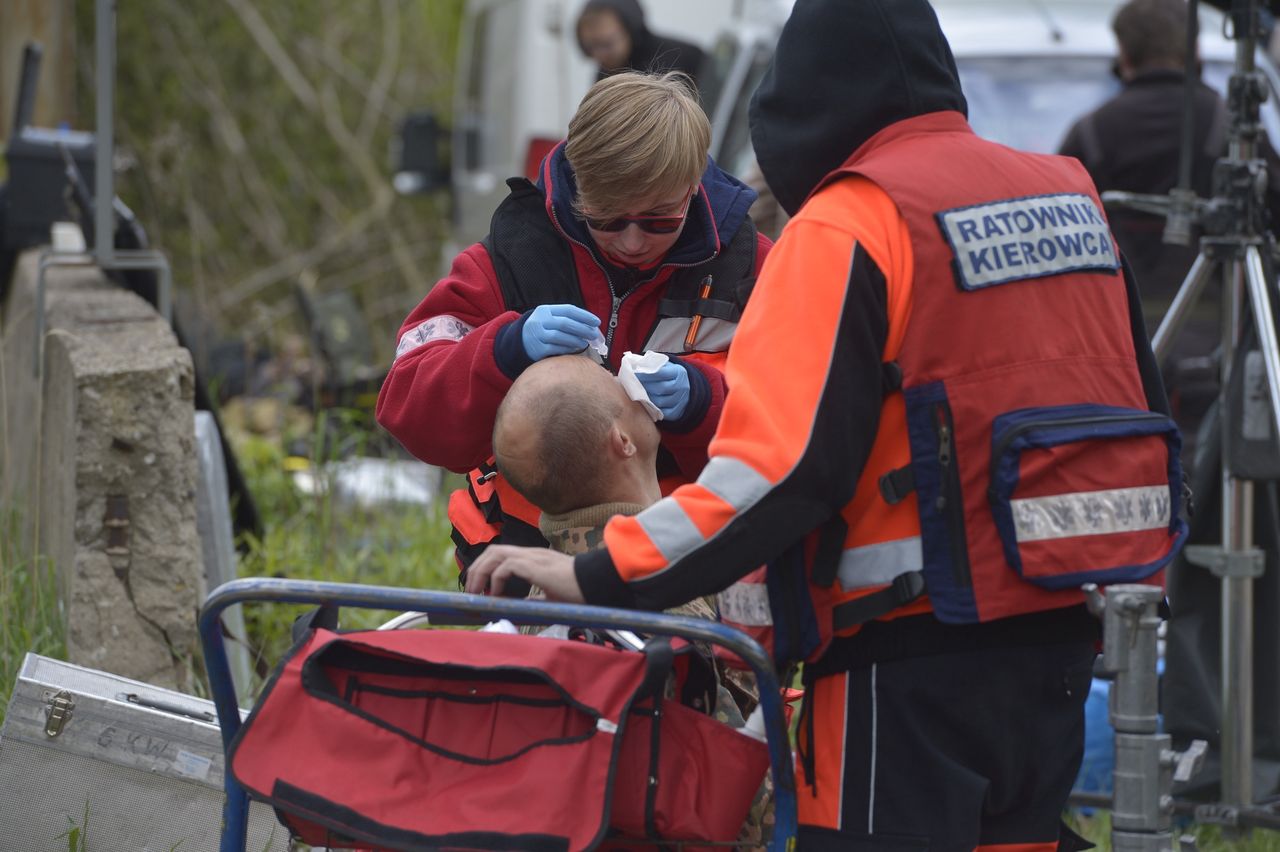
[77,0,463,366]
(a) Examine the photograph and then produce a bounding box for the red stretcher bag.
[228,626,769,851]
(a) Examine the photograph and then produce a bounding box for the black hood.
[577,0,649,52]
[749,0,968,216]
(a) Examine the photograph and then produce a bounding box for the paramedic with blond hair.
[466,0,1186,847]
[377,72,770,578]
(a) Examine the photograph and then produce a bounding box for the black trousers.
[795,640,1097,851]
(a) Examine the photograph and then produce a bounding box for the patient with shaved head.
[493,354,661,553]
[493,354,770,844]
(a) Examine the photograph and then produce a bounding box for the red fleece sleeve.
[375,245,520,471]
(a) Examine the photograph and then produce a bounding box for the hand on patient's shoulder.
[465,545,582,603]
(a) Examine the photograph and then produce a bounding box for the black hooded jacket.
[749,0,968,217]
[746,0,1167,419]
[577,0,706,88]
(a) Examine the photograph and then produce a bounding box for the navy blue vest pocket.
[988,403,1187,590]
[903,382,977,621]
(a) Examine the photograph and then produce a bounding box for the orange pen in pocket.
[684,275,714,352]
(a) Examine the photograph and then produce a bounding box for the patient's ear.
[610,424,637,459]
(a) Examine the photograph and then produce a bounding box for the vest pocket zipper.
[989,410,1171,486]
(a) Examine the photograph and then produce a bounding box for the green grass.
[0,506,66,726]
[1069,809,1280,849]
[229,409,460,683]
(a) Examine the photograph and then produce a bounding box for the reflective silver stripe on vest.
[700,456,774,512]
[718,582,773,626]
[635,498,706,563]
[1012,485,1170,542]
[643,316,737,354]
[836,537,924,591]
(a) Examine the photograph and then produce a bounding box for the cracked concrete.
[2,251,202,689]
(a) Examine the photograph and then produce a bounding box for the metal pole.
[94,0,115,264]
[1218,15,1261,803]
[1219,245,1255,810]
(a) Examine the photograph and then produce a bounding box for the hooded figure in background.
[576,0,705,90]
[465,2,1180,847]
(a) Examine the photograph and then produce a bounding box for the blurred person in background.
[1074,0,1280,800]
[1059,0,1280,460]
[577,0,706,90]
[377,72,770,586]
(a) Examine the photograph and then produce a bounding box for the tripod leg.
[1243,246,1280,438]
[1212,244,1279,811]
[1153,252,1217,363]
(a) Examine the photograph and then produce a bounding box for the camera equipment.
[1085,584,1208,852]
[1103,0,1280,835]
[2,43,96,254]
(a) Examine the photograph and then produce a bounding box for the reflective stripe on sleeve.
[699,457,775,512]
[836,537,923,591]
[395,315,476,359]
[630,459,775,571]
[635,498,707,563]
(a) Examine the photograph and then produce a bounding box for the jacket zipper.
[606,294,624,350]
[934,400,972,588]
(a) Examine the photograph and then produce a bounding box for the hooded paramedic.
[467,0,1186,847]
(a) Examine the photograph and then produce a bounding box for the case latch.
[44,689,75,737]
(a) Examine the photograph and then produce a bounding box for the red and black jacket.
[376,143,771,571]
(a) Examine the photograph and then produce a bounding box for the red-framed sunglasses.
[582,186,697,234]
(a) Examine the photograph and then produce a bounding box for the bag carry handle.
[636,637,675,702]
[292,604,339,644]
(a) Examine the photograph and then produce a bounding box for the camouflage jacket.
[539,503,772,848]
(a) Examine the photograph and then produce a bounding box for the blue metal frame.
[200,577,798,851]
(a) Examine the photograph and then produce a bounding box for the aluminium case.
[0,653,285,851]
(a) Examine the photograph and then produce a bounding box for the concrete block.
[1,250,202,690]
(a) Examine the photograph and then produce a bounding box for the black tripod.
[1104,0,1280,831]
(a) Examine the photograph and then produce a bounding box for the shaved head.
[494,356,655,514]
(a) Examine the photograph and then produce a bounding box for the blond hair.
[565,72,710,221]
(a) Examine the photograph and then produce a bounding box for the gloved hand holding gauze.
[617,351,671,421]
[620,353,693,421]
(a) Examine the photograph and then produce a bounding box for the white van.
[701,0,1280,175]
[442,0,738,250]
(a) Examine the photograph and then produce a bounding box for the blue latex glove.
[636,360,691,421]
[521,304,602,362]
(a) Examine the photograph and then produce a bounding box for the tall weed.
[0,506,65,725]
